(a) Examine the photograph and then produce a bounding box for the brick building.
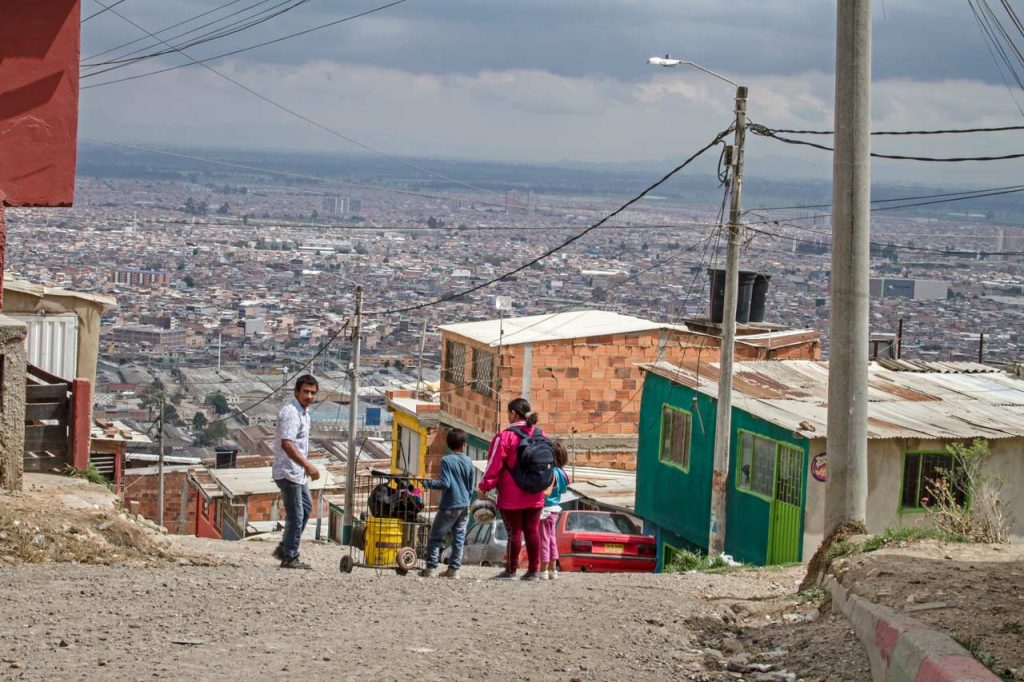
[438,310,820,470]
[121,466,196,534]
[110,268,172,286]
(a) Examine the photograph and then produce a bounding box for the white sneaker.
[539,570,550,580]
[550,569,559,580]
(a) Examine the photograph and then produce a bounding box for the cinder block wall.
[0,315,27,491]
[121,468,196,533]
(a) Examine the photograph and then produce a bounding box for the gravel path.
[0,537,839,681]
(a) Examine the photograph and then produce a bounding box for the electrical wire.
[362,127,735,316]
[746,183,1024,212]
[970,0,1024,117]
[83,0,314,72]
[85,0,252,61]
[82,0,129,23]
[749,124,1024,162]
[82,0,411,86]
[85,1,499,200]
[212,320,350,423]
[762,124,1024,136]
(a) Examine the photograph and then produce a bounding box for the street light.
[647,55,747,557]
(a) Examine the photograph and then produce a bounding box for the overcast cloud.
[79,0,1024,185]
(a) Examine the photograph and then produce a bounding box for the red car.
[556,510,656,573]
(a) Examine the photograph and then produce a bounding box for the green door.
[767,445,804,565]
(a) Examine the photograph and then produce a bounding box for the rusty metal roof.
[641,360,1024,440]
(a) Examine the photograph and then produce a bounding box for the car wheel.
[480,561,492,567]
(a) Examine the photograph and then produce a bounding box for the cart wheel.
[395,566,409,576]
[395,546,418,571]
[339,555,354,574]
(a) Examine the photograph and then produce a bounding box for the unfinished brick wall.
[121,469,196,534]
[442,329,725,438]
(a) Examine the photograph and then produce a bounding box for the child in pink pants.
[538,442,570,580]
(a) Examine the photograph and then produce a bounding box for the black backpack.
[504,426,556,494]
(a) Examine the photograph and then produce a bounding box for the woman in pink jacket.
[477,397,545,580]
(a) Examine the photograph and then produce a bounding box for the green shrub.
[663,549,729,573]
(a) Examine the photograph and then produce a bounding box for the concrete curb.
[825,575,998,682]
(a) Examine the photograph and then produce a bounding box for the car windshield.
[565,512,640,535]
[494,521,507,541]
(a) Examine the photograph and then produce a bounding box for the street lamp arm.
[647,56,739,88]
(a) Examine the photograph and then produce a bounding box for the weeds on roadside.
[999,621,1024,635]
[664,549,730,573]
[954,636,999,674]
[798,587,826,604]
[65,464,110,488]
[926,439,1013,544]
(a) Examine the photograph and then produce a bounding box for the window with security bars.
[737,432,778,498]
[472,347,495,397]
[901,452,964,509]
[443,340,466,386]
[659,406,691,470]
[774,445,803,505]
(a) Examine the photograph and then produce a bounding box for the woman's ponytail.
[525,412,539,427]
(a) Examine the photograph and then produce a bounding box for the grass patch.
[65,464,110,488]
[954,636,999,674]
[798,586,827,604]
[999,621,1024,636]
[664,549,730,573]
[860,526,967,552]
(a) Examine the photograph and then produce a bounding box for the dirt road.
[0,535,865,681]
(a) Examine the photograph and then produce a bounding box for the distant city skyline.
[79,1,1024,185]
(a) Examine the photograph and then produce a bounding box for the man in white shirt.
[272,374,321,569]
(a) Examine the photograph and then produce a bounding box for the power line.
[745,182,1024,214]
[761,124,1024,135]
[85,1,498,199]
[970,0,1024,117]
[81,0,129,23]
[212,320,350,423]
[362,127,734,316]
[749,124,1024,162]
[84,0,252,61]
[82,0,411,86]
[83,0,317,75]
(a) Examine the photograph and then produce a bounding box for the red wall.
[194,493,220,539]
[0,0,80,207]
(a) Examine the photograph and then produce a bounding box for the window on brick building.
[659,406,691,471]
[472,348,495,397]
[443,341,466,386]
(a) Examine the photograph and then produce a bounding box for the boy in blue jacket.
[420,429,476,578]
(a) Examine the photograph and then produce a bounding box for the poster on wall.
[811,452,827,482]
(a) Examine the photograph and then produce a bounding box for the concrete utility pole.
[826,0,872,536]
[708,84,748,557]
[342,285,363,545]
[158,397,165,529]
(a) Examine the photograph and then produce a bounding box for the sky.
[78,0,1024,186]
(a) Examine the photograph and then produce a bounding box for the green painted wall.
[636,371,809,567]
[724,411,808,565]
[635,373,718,554]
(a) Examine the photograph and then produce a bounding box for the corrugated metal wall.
[9,313,78,380]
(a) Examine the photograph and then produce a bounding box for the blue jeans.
[276,479,311,560]
[426,507,469,570]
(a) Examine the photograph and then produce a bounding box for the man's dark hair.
[294,374,319,392]
[446,429,467,452]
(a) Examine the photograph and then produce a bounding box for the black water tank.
[214,444,238,469]
[748,274,772,323]
[709,269,758,324]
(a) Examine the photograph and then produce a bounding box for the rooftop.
[439,309,685,347]
[642,360,1024,440]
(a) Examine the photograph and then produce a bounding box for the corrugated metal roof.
[642,360,1024,440]
[208,462,339,496]
[440,310,686,347]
